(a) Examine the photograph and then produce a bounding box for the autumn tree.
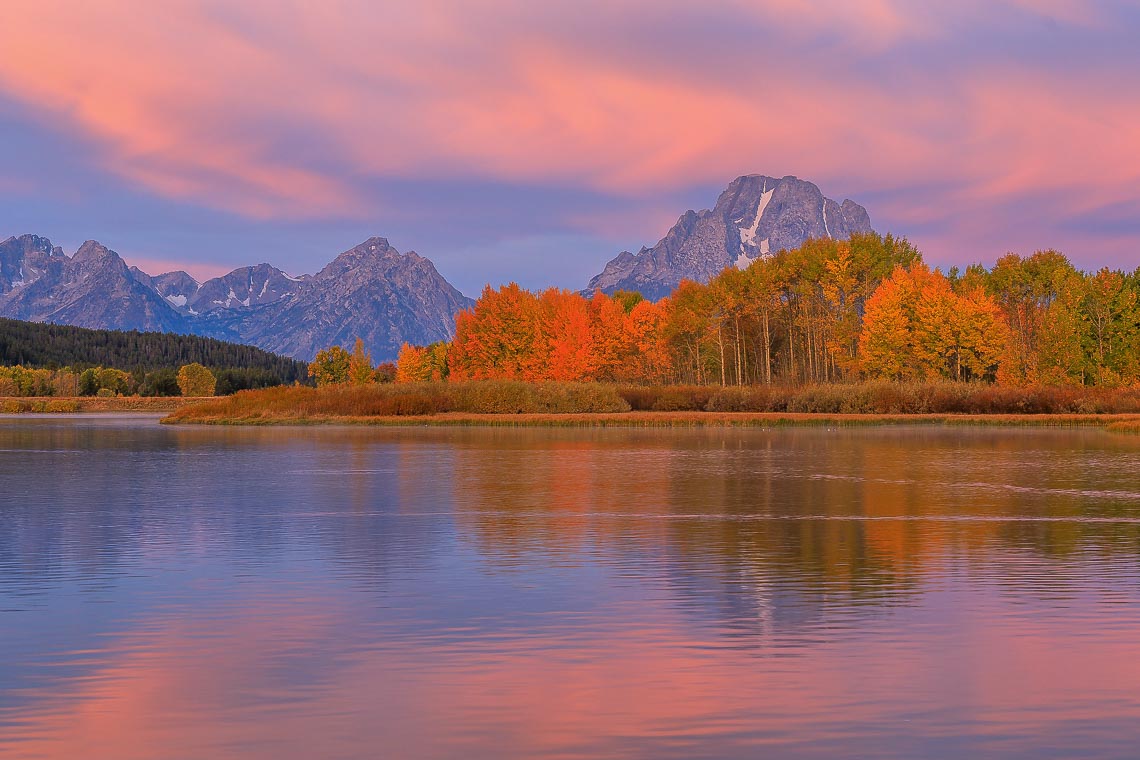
[861,264,1007,381]
[448,283,542,380]
[348,338,374,385]
[987,250,1084,384]
[177,363,217,397]
[396,342,449,382]
[309,345,351,386]
[662,280,716,384]
[588,290,635,381]
[533,289,596,381]
[1080,268,1139,385]
[625,298,674,384]
[859,267,915,380]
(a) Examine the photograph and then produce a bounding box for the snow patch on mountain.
[738,186,774,251]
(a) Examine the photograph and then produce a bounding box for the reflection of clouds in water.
[3,421,1140,757]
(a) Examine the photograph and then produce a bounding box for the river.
[2,416,1140,758]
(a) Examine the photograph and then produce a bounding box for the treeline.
[394,233,1140,388]
[0,317,308,396]
[0,317,307,379]
[0,362,288,397]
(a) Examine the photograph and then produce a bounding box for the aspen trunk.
[763,310,772,385]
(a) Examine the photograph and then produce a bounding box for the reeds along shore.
[160,380,1140,426]
[2,396,198,413]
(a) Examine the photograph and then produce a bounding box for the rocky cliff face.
[0,234,472,362]
[585,175,873,300]
[1,235,66,296]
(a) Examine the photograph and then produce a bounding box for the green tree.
[78,368,100,396]
[177,363,217,397]
[141,368,181,396]
[97,367,132,396]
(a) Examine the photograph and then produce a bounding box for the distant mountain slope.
[190,263,308,314]
[230,237,473,361]
[0,234,473,362]
[129,267,201,311]
[0,316,307,381]
[585,175,873,299]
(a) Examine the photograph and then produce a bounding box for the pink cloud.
[0,0,1137,261]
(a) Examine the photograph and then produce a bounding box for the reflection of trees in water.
[4,422,1139,617]
[448,427,1140,632]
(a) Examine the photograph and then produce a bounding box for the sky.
[1,0,1139,295]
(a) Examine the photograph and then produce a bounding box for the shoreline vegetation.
[161,381,1140,432]
[2,396,201,413]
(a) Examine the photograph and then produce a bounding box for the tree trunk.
[718,324,726,386]
[763,310,772,385]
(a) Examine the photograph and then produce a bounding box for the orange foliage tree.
[448,283,542,380]
[861,264,1007,381]
[396,342,449,382]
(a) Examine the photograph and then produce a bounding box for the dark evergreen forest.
[0,317,308,392]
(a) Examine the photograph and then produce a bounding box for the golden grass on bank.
[0,396,197,413]
[628,382,1140,415]
[165,408,1140,429]
[163,381,631,424]
[163,380,1140,426]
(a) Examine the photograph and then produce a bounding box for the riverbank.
[163,409,1140,429]
[161,381,1140,427]
[2,396,202,413]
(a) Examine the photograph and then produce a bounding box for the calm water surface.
[2,416,1140,759]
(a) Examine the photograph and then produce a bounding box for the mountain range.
[1,174,873,360]
[0,235,471,362]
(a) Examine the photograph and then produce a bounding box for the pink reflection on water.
[5,581,1140,759]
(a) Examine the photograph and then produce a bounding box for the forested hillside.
[0,317,307,389]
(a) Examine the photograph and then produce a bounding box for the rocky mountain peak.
[71,240,119,265]
[317,236,424,282]
[230,237,475,361]
[338,237,395,261]
[1,234,66,295]
[3,234,63,258]
[584,174,874,299]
